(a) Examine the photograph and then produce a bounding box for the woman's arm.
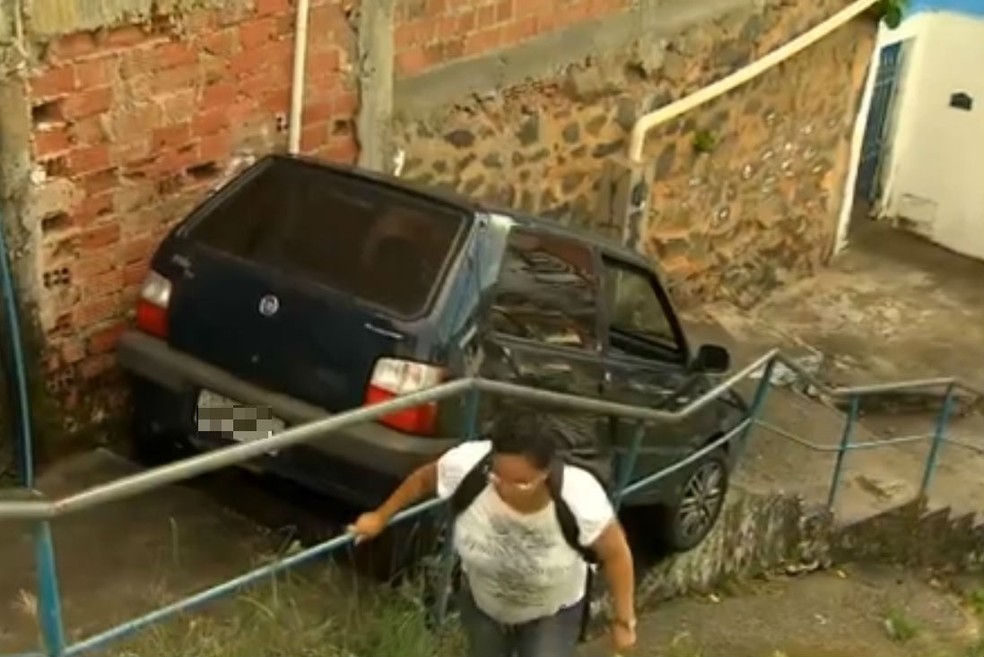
[349,461,438,541]
[592,520,637,652]
[378,461,439,520]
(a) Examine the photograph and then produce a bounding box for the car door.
[476,228,611,470]
[599,256,718,500]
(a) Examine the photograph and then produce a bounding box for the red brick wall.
[393,0,631,76]
[28,0,356,404]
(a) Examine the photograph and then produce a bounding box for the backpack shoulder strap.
[547,460,598,563]
[449,452,492,517]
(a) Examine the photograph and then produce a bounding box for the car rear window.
[188,158,466,317]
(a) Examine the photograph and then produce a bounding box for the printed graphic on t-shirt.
[436,440,615,625]
[456,497,579,610]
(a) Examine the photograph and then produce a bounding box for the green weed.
[884,608,920,643]
[967,588,984,617]
[110,569,463,657]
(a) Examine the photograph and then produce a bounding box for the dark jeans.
[458,588,584,657]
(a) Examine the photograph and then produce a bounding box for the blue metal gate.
[856,41,904,203]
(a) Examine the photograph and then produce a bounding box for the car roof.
[270,153,486,214]
[273,154,651,268]
[502,212,651,267]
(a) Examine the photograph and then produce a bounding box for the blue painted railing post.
[827,395,860,509]
[920,383,956,497]
[35,520,67,656]
[612,422,645,511]
[735,356,776,458]
[432,389,480,626]
[0,205,36,488]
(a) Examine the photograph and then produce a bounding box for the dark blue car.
[118,154,747,552]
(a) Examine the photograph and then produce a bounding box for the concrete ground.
[687,217,984,523]
[0,451,288,654]
[582,565,983,657]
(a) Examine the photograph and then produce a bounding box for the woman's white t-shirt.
[436,440,614,625]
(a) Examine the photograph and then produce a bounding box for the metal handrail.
[755,421,938,452]
[0,349,979,521]
[947,437,984,456]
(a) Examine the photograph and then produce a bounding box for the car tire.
[656,449,729,552]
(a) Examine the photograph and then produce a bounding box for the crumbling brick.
[34,127,73,157]
[63,87,113,119]
[31,65,76,98]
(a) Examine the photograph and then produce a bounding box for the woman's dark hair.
[487,412,557,470]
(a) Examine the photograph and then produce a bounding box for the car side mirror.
[693,344,730,374]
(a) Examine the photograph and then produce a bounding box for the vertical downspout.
[287,0,312,154]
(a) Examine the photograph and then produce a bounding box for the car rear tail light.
[135,271,172,339]
[365,358,445,436]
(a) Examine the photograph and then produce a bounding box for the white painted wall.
[879,11,984,260]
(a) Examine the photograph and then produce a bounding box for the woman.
[349,413,637,657]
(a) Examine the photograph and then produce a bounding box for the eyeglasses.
[487,471,546,492]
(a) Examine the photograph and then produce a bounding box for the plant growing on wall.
[692,130,718,154]
[878,0,909,29]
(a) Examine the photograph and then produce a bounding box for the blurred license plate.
[196,389,286,445]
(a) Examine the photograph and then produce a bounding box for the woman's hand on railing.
[347,511,387,544]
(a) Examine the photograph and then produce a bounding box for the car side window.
[491,230,599,350]
[604,259,682,359]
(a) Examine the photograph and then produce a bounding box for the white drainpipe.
[287,0,312,154]
[627,0,881,163]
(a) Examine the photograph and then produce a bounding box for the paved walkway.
[687,218,984,522]
[581,565,982,657]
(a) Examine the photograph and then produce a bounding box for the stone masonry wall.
[640,19,874,308]
[393,0,876,308]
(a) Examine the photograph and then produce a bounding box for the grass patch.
[967,588,984,617]
[109,568,464,657]
[883,608,920,643]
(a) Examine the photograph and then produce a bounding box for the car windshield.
[188,159,466,317]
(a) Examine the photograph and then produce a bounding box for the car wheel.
[658,450,729,552]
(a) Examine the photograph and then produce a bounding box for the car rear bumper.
[117,331,458,480]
